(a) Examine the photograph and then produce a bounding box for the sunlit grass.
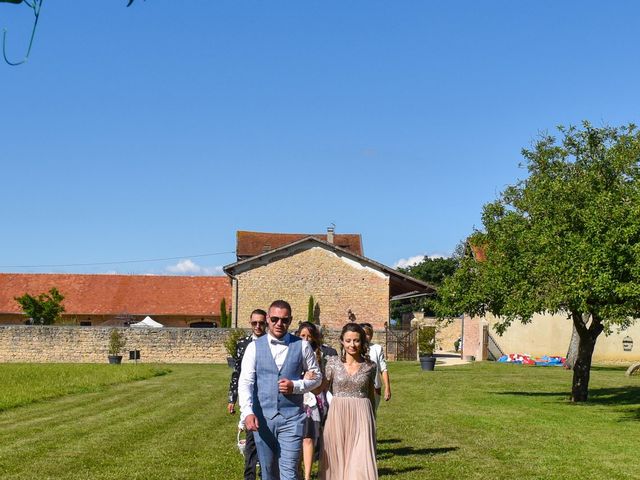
[0,362,638,479]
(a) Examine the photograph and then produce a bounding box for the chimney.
[327,225,335,244]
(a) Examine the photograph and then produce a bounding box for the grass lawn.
[0,362,639,479]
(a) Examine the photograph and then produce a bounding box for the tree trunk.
[565,313,588,370]
[570,312,604,402]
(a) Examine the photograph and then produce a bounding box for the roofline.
[224,236,435,292]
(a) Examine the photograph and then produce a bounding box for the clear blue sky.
[2,1,639,275]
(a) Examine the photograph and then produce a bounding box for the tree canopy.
[438,123,640,401]
[392,255,459,319]
[15,287,65,325]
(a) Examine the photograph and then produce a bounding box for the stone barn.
[224,231,434,330]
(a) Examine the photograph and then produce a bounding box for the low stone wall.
[0,326,231,364]
[0,325,384,364]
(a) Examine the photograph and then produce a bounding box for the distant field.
[0,363,170,412]
[0,362,639,479]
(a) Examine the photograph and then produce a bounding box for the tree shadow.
[377,438,402,445]
[377,446,458,460]
[496,386,640,421]
[378,465,424,476]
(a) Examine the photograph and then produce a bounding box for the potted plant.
[224,328,247,368]
[108,329,126,364]
[418,326,436,371]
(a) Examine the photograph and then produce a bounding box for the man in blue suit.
[239,300,322,480]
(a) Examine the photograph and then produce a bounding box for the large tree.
[438,123,640,402]
[15,287,65,325]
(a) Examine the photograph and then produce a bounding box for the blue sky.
[2,1,639,275]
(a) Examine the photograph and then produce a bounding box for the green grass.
[0,363,170,412]
[0,362,639,479]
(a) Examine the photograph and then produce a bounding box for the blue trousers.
[253,411,305,480]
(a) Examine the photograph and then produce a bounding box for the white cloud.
[165,259,224,276]
[393,252,449,269]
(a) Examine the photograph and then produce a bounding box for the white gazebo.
[130,316,163,328]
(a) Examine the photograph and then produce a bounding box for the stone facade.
[0,325,385,364]
[233,246,390,330]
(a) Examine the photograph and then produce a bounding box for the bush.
[108,329,126,356]
[418,326,436,357]
[224,328,247,358]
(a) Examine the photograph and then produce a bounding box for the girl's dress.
[319,356,377,480]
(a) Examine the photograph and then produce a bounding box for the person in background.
[360,323,391,414]
[228,309,267,480]
[296,322,329,480]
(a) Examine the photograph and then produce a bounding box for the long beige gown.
[319,356,378,480]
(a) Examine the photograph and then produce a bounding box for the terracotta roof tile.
[236,231,363,258]
[0,273,231,316]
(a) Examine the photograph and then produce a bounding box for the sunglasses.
[251,321,266,327]
[269,316,292,325]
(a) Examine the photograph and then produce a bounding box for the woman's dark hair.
[296,321,320,351]
[339,322,369,361]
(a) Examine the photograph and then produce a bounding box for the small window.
[80,321,92,327]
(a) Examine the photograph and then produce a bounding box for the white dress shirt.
[369,343,387,389]
[238,332,322,421]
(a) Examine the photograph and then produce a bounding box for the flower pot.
[420,356,436,371]
[108,355,123,364]
[227,357,236,369]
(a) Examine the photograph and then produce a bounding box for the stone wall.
[234,246,390,329]
[0,325,386,364]
[414,316,462,353]
[0,326,230,363]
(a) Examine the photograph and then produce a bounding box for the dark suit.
[228,336,260,480]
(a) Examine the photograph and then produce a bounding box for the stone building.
[0,273,231,328]
[224,231,434,330]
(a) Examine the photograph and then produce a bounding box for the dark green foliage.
[392,256,459,319]
[14,287,65,325]
[307,295,315,322]
[438,122,640,401]
[219,298,229,328]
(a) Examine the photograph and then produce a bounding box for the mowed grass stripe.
[0,366,241,480]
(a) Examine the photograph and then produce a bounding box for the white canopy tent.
[130,316,163,328]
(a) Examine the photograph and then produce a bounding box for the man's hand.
[278,378,294,394]
[384,389,391,401]
[245,414,259,431]
[227,402,236,414]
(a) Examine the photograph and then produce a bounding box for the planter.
[108,355,123,365]
[227,357,236,369]
[420,356,436,371]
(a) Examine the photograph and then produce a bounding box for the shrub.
[224,328,246,358]
[108,329,126,356]
[418,326,436,357]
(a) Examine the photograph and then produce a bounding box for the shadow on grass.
[377,438,402,445]
[377,446,458,460]
[378,465,424,476]
[496,386,640,420]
